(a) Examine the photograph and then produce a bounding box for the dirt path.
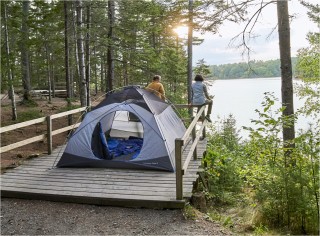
[1,198,232,235]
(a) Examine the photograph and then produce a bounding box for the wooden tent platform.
[1,139,207,209]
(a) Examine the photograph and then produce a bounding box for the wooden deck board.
[1,139,207,209]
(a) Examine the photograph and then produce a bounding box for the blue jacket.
[191,81,210,105]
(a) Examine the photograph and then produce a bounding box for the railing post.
[175,138,184,200]
[192,122,197,160]
[46,115,52,154]
[202,106,206,139]
[68,114,73,126]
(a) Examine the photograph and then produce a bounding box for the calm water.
[207,77,313,139]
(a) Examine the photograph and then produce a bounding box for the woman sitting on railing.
[190,74,213,123]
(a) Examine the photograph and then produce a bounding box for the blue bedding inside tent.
[107,137,143,160]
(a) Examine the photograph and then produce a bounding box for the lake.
[207,77,313,139]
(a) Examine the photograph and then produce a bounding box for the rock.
[17,154,23,158]
[191,192,207,212]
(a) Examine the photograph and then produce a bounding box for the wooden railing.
[0,107,88,154]
[174,105,208,200]
[1,104,208,201]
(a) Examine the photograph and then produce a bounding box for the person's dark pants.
[196,99,212,117]
[204,99,213,116]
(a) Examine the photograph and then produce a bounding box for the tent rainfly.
[56,86,186,172]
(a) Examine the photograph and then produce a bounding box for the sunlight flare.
[173,26,189,38]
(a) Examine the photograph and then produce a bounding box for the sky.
[189,0,319,65]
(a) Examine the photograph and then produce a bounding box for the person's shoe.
[205,115,212,123]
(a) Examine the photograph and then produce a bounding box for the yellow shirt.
[146,81,165,100]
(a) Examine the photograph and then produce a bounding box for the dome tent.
[56,86,186,172]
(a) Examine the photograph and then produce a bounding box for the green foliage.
[253,223,269,235]
[17,109,42,123]
[19,99,38,107]
[241,94,319,234]
[222,216,233,227]
[204,115,243,203]
[209,58,298,79]
[183,203,197,220]
[295,33,319,119]
[1,0,189,98]
[193,59,211,77]
[205,92,319,234]
[57,104,82,113]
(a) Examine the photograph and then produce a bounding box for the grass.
[17,109,43,123]
[57,104,82,113]
[202,189,291,235]
[19,99,39,107]
[182,203,197,220]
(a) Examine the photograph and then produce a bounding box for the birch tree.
[21,0,31,101]
[4,3,17,120]
[64,1,72,106]
[107,0,115,92]
[76,0,87,107]
[85,2,91,106]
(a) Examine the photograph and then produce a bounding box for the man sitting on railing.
[190,74,213,123]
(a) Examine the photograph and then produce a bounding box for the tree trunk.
[45,43,52,102]
[76,0,87,107]
[188,0,193,116]
[65,0,72,126]
[94,46,98,95]
[51,54,55,98]
[72,2,79,95]
[64,1,72,107]
[191,192,207,212]
[277,0,295,155]
[21,0,31,101]
[85,3,91,107]
[4,4,17,120]
[107,0,115,92]
[100,56,105,92]
[123,56,128,86]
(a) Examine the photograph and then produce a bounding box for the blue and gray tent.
[57,86,186,172]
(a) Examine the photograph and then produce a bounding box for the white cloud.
[193,0,319,65]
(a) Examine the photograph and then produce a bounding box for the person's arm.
[159,83,165,100]
[203,84,211,100]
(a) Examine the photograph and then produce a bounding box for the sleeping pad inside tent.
[56,86,186,172]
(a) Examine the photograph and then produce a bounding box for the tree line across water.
[208,57,298,80]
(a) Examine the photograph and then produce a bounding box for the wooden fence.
[174,105,207,200]
[0,107,88,154]
[0,104,208,201]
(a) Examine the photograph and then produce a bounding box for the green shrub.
[57,104,82,113]
[205,93,319,235]
[183,203,197,220]
[17,109,43,123]
[204,115,243,204]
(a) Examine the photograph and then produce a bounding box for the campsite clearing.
[1,90,208,208]
[0,93,229,235]
[1,139,206,209]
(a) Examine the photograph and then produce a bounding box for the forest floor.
[1,94,74,171]
[0,94,234,235]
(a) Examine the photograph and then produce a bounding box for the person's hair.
[194,74,204,81]
[153,75,161,81]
